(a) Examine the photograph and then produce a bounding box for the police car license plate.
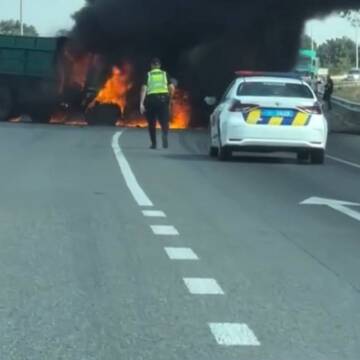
[261,109,295,117]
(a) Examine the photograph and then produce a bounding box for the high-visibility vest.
[146,69,169,95]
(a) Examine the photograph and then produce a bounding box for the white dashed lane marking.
[183,278,224,295]
[142,210,167,218]
[164,247,199,260]
[151,225,179,236]
[112,132,153,207]
[209,323,261,346]
[112,131,261,348]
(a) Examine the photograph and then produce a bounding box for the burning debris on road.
[56,52,191,128]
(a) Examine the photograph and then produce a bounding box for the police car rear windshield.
[237,82,314,99]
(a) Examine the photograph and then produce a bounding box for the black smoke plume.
[72,0,360,102]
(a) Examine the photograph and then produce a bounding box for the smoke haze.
[72,0,360,96]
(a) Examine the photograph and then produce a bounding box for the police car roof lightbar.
[235,71,301,79]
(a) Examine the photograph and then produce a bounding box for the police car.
[207,72,328,164]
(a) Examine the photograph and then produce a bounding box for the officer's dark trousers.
[323,93,332,111]
[145,94,170,146]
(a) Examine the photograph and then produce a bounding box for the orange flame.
[170,89,191,129]
[49,111,87,126]
[92,66,132,112]
[62,49,93,90]
[92,66,191,129]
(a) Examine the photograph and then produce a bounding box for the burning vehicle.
[0,1,358,129]
[0,34,191,128]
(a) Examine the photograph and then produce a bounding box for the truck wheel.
[311,149,325,165]
[31,109,51,124]
[0,86,13,121]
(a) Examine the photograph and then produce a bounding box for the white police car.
[207,72,328,164]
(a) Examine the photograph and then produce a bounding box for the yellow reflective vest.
[146,69,169,95]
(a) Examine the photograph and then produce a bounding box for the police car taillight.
[229,100,258,113]
[297,103,322,115]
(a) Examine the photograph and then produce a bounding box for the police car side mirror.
[204,96,217,106]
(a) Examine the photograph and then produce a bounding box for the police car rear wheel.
[209,146,218,157]
[310,149,325,165]
[218,146,232,161]
[297,151,310,163]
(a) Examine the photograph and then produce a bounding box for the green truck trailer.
[0,34,63,121]
[0,34,111,123]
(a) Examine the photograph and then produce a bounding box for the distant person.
[140,58,175,149]
[323,75,334,111]
[312,76,322,98]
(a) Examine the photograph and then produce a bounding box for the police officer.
[323,75,334,111]
[140,58,175,149]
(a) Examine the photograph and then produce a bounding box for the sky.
[0,0,357,42]
[305,12,357,44]
[0,0,86,35]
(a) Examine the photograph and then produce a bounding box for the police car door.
[211,80,235,147]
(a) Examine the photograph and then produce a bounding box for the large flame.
[92,66,132,112]
[59,47,94,93]
[93,66,191,129]
[170,89,191,129]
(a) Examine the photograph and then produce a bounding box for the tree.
[341,10,360,68]
[301,34,317,50]
[340,10,360,19]
[0,20,38,36]
[317,37,356,74]
[56,29,70,37]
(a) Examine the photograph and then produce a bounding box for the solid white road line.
[183,278,224,295]
[142,210,166,218]
[112,132,153,207]
[164,247,199,260]
[151,225,179,236]
[209,323,261,346]
[327,154,360,169]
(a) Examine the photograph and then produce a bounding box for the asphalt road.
[0,122,360,359]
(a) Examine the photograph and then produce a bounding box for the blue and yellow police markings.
[246,109,310,126]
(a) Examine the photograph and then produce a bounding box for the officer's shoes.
[162,137,169,149]
[150,144,157,149]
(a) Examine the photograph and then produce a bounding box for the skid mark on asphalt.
[164,247,199,260]
[112,131,261,347]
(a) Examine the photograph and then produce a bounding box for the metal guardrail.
[318,89,360,113]
[332,95,360,112]
[319,83,360,132]
[334,81,360,89]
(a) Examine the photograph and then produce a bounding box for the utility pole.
[341,11,360,69]
[356,26,359,69]
[311,26,314,51]
[20,0,24,36]
[349,12,360,69]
